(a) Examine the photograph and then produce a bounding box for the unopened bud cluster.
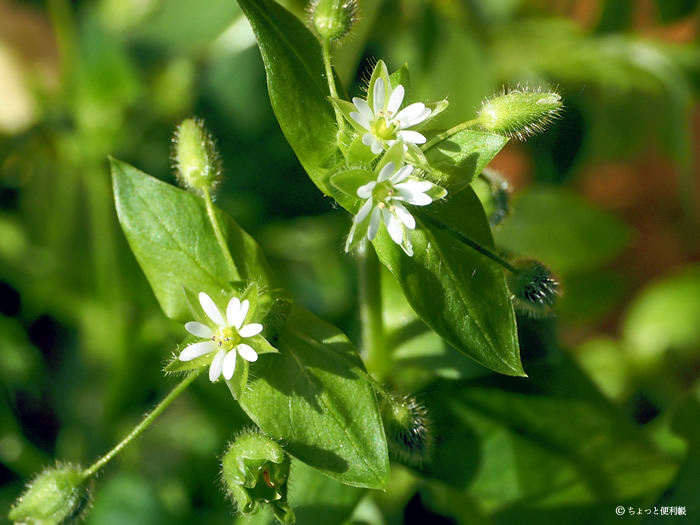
[381,392,433,467]
[8,463,92,524]
[477,87,563,141]
[507,258,561,318]
[221,429,294,524]
[172,117,222,196]
[308,0,359,43]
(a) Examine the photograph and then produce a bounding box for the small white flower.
[346,162,440,256]
[350,78,432,155]
[179,292,262,382]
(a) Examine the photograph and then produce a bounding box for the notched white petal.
[226,297,241,328]
[397,130,427,144]
[233,299,250,330]
[222,350,237,380]
[352,97,373,121]
[368,206,381,240]
[357,181,376,199]
[237,343,259,362]
[185,322,213,339]
[350,111,370,130]
[373,78,385,113]
[387,84,405,115]
[239,323,263,338]
[209,350,225,382]
[179,341,215,361]
[390,165,413,184]
[199,292,225,326]
[356,197,374,222]
[377,162,395,182]
[370,138,384,155]
[393,202,416,229]
[395,184,433,206]
[383,208,403,245]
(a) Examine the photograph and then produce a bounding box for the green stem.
[420,213,519,274]
[322,39,346,133]
[202,187,240,281]
[82,369,204,479]
[358,243,389,380]
[422,118,480,151]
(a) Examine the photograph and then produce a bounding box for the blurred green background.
[1,0,699,523]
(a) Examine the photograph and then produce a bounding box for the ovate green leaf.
[111,158,272,321]
[373,187,524,376]
[239,306,390,489]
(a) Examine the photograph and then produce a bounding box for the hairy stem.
[358,243,389,380]
[202,187,241,281]
[82,369,204,478]
[322,39,346,133]
[422,118,480,151]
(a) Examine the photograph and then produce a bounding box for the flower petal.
[373,78,385,114]
[395,103,431,127]
[209,349,225,382]
[389,165,413,184]
[349,111,370,130]
[393,201,416,229]
[383,207,403,245]
[370,137,384,155]
[377,162,395,182]
[387,84,405,115]
[185,322,213,339]
[352,97,374,121]
[362,133,375,147]
[395,182,433,205]
[199,292,225,326]
[222,349,237,380]
[179,340,215,361]
[226,297,241,328]
[232,299,250,330]
[239,323,263,338]
[357,181,376,199]
[356,197,374,222]
[368,206,381,240]
[237,343,259,362]
[397,130,427,144]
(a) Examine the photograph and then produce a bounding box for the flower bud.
[221,429,294,524]
[171,117,222,196]
[473,168,511,226]
[477,87,563,141]
[8,463,92,524]
[307,0,359,44]
[507,258,561,318]
[381,392,433,467]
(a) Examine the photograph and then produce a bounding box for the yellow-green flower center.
[372,114,398,140]
[373,181,395,203]
[213,326,240,351]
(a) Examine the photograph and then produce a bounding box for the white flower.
[179,292,263,382]
[346,162,439,256]
[350,78,432,155]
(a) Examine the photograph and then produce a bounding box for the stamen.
[262,469,275,488]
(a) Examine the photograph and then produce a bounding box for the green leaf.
[424,130,508,194]
[238,0,341,195]
[494,185,633,275]
[111,158,273,322]
[373,187,524,376]
[420,355,677,523]
[239,306,390,489]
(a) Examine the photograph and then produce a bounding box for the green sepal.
[331,169,374,199]
[377,140,405,171]
[164,350,213,374]
[366,60,390,112]
[422,99,450,126]
[389,63,410,95]
[226,355,249,400]
[258,288,294,342]
[330,98,366,135]
[348,134,378,164]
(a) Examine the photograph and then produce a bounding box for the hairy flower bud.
[477,87,563,141]
[307,0,359,44]
[473,168,511,226]
[171,117,222,196]
[507,258,561,318]
[9,463,92,524]
[221,429,294,524]
[381,392,433,467]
